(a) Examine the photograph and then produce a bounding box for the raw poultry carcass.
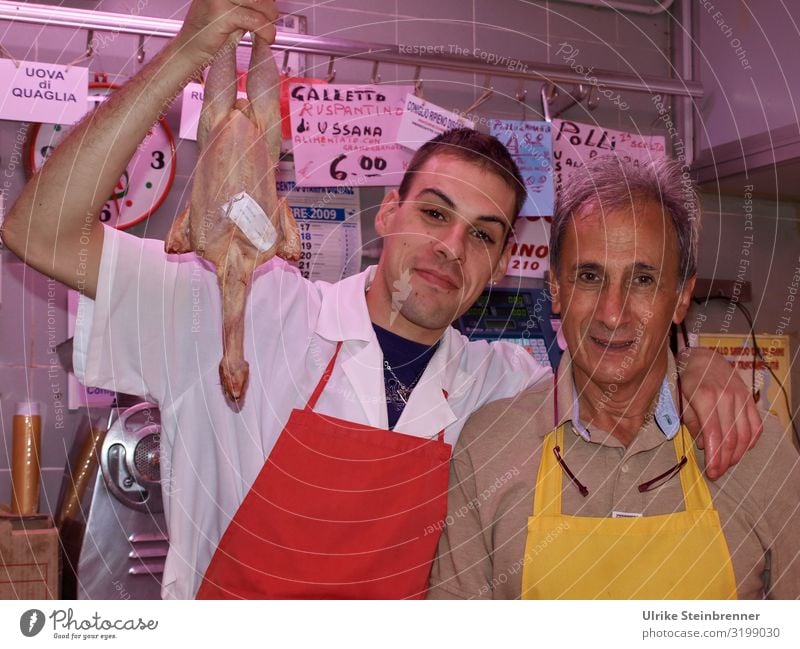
[166,35,300,402]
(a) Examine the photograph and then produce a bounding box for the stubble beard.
[396,291,465,334]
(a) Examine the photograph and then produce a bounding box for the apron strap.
[553,365,559,427]
[305,341,343,411]
[306,342,448,444]
[533,425,565,516]
[433,390,449,443]
[675,425,715,512]
[535,425,714,517]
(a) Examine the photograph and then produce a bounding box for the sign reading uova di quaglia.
[0,60,88,124]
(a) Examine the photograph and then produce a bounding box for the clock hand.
[112,175,126,215]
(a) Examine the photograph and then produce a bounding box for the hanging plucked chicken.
[166,35,300,402]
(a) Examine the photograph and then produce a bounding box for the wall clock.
[27,81,177,230]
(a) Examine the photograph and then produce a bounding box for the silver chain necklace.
[383,359,427,406]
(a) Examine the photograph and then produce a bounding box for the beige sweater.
[428,356,800,599]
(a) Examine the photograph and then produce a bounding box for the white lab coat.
[74,225,551,599]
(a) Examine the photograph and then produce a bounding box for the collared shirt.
[570,377,680,442]
[73,225,551,599]
[428,352,800,599]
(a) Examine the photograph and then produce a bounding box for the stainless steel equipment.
[69,401,168,600]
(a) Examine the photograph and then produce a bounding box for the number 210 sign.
[27,82,177,230]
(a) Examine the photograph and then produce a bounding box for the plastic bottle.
[10,401,42,515]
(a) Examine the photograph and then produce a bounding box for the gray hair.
[550,156,700,283]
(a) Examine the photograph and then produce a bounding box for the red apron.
[196,342,452,599]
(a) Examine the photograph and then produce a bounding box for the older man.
[1,1,761,599]
[428,157,800,599]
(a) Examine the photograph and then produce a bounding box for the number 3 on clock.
[27,82,177,230]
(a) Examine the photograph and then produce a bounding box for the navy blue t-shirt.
[373,323,439,430]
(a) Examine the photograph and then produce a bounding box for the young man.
[427,158,800,599]
[2,0,760,599]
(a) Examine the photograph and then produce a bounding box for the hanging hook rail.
[0,1,703,98]
[541,82,600,120]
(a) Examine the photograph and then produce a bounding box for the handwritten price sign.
[0,60,88,124]
[552,119,666,193]
[289,83,413,187]
[489,119,554,217]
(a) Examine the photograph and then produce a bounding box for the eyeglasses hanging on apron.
[519,369,738,599]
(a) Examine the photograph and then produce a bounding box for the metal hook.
[85,30,94,59]
[587,85,601,110]
[371,60,381,85]
[66,29,95,70]
[464,75,493,114]
[281,50,291,76]
[325,56,337,83]
[413,65,423,98]
[540,83,556,122]
[0,42,20,68]
[137,34,146,65]
[516,80,527,121]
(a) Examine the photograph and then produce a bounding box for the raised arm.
[0,0,278,299]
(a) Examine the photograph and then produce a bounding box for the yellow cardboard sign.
[697,334,792,433]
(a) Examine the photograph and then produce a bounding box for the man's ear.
[374,189,400,237]
[673,275,696,324]
[548,269,562,315]
[491,239,514,284]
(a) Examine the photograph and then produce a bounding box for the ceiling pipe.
[0,1,702,98]
[556,0,675,16]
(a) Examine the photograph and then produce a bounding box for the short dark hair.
[551,156,700,284]
[398,128,527,224]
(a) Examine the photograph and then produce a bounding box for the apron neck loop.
[305,341,344,411]
[553,365,559,428]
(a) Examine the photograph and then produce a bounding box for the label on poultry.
[222,192,278,253]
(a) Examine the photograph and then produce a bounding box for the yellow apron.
[521,425,738,599]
